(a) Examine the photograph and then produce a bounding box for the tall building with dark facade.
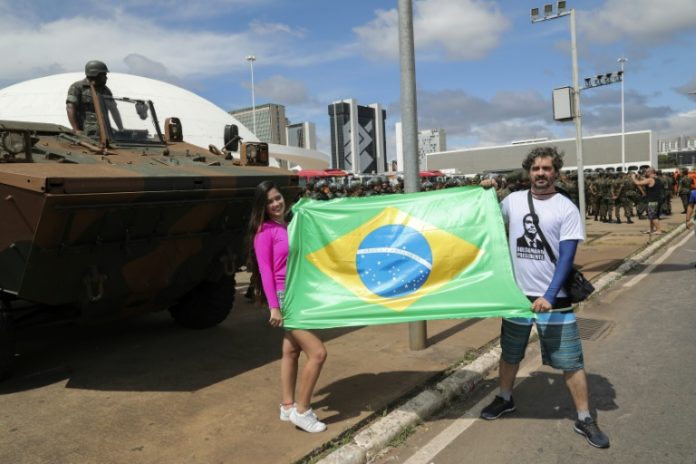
[328,99,387,174]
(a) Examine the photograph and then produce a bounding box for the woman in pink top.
[246,181,328,433]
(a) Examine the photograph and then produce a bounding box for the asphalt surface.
[0,198,690,464]
[372,225,696,464]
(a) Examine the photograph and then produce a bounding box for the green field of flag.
[283,187,533,329]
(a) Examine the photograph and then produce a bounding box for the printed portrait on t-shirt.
[516,213,546,260]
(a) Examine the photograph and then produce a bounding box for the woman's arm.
[253,228,281,310]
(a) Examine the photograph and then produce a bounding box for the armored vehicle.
[0,85,299,379]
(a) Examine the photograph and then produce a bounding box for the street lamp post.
[398,0,427,350]
[531,2,586,236]
[245,55,257,135]
[618,57,628,171]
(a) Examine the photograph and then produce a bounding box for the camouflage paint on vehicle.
[0,92,299,378]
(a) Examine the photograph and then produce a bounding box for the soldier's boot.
[615,219,622,224]
[626,217,634,224]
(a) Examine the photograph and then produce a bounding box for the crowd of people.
[297,167,695,226]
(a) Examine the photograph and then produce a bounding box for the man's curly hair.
[522,146,565,173]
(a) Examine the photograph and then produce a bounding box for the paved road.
[373,229,696,464]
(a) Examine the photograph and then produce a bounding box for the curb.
[315,224,688,464]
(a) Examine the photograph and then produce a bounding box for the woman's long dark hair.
[245,180,281,305]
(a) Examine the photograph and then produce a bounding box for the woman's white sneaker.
[279,404,295,421]
[289,408,326,433]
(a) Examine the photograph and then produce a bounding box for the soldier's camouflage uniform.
[620,175,638,223]
[66,78,115,139]
[611,175,626,223]
[597,175,612,222]
[679,174,693,213]
[661,174,673,215]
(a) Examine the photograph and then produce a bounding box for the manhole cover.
[576,317,612,341]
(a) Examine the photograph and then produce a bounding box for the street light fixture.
[582,62,626,170]
[245,55,257,135]
[531,1,587,235]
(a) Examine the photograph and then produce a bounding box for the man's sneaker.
[573,417,610,449]
[290,408,326,433]
[279,404,294,422]
[480,396,515,420]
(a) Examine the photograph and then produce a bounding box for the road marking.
[401,353,541,464]
[622,232,693,288]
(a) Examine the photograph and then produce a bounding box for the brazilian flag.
[283,187,533,329]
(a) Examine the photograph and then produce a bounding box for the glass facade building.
[328,99,387,174]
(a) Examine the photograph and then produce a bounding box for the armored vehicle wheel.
[0,308,16,381]
[169,275,236,329]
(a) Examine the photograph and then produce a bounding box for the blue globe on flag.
[356,224,432,298]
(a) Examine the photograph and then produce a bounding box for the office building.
[427,130,655,175]
[394,125,446,171]
[286,122,316,150]
[229,103,288,144]
[328,98,387,174]
[657,135,696,154]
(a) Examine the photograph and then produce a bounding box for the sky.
[1,0,695,160]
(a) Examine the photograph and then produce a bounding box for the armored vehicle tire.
[169,276,236,329]
[0,310,15,381]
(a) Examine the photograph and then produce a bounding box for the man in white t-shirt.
[480,146,610,449]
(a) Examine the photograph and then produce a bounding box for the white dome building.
[0,73,328,169]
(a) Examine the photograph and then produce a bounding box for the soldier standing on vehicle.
[66,60,123,138]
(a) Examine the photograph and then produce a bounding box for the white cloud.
[580,0,696,44]
[249,20,307,38]
[354,0,510,60]
[0,8,305,84]
[658,110,696,138]
[247,75,310,105]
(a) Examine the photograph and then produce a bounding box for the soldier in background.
[610,173,625,223]
[595,172,610,222]
[659,171,672,216]
[620,172,637,224]
[313,180,330,200]
[587,175,599,220]
[566,172,579,209]
[678,168,692,213]
[347,180,364,197]
[66,60,123,138]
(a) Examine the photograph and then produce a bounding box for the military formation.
[297,168,695,223]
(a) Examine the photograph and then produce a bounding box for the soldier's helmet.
[85,60,109,77]
[328,182,338,193]
[315,179,328,191]
[349,180,362,191]
[366,178,378,188]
